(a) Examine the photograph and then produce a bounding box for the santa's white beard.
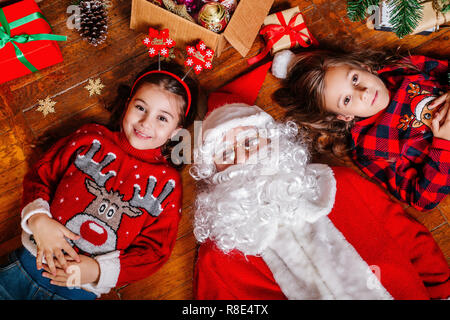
[193,124,335,256]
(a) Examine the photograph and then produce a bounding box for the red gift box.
[0,0,66,84]
[248,6,318,65]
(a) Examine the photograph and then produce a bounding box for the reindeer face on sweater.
[65,178,144,254]
[66,139,175,255]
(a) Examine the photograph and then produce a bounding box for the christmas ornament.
[142,28,176,58]
[162,0,195,22]
[84,78,105,96]
[184,40,214,74]
[78,0,108,46]
[176,0,201,13]
[219,0,238,12]
[200,0,238,13]
[198,2,230,33]
[36,96,57,117]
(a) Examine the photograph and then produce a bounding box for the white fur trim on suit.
[296,164,336,223]
[271,50,296,79]
[262,217,393,300]
[82,250,120,296]
[21,198,52,235]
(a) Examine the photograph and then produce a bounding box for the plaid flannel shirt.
[350,55,450,211]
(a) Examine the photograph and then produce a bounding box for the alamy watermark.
[367,4,382,29]
[66,5,81,30]
[169,121,281,168]
[367,264,383,291]
[65,265,82,289]
[66,1,112,30]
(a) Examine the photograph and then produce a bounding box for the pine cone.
[78,0,108,46]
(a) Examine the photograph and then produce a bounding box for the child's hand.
[431,92,450,141]
[42,254,100,287]
[28,213,81,275]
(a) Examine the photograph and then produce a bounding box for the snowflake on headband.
[185,41,214,74]
[143,28,176,58]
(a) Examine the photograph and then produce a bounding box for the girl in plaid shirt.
[272,49,449,211]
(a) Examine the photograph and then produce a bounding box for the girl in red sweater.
[0,62,198,300]
[272,49,449,211]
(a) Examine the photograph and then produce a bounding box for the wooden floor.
[0,0,448,300]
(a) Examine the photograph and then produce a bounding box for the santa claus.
[189,62,450,300]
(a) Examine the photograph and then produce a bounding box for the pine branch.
[388,0,423,38]
[440,0,450,12]
[347,0,381,21]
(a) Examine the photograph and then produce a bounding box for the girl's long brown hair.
[273,48,417,158]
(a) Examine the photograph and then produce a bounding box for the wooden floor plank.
[118,233,197,300]
[431,224,450,262]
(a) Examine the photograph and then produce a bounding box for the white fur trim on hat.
[196,103,275,162]
[272,50,296,79]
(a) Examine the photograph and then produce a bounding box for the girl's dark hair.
[273,48,417,158]
[106,61,199,169]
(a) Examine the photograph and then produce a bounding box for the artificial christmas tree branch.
[389,0,423,38]
[347,0,450,38]
[347,0,381,21]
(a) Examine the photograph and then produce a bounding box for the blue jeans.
[0,248,96,300]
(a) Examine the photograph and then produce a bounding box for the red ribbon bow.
[248,12,318,65]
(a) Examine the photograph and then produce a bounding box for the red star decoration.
[142,28,176,58]
[184,41,214,74]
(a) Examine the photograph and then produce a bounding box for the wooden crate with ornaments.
[130,0,274,57]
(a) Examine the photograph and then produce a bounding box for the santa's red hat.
[207,61,273,114]
[197,62,274,162]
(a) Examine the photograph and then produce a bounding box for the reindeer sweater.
[350,55,450,211]
[20,123,182,296]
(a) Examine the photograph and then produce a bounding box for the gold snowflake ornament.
[84,78,105,96]
[36,96,57,117]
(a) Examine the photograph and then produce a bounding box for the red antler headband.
[129,70,192,117]
[138,28,215,118]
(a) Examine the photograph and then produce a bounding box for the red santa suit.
[192,62,450,300]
